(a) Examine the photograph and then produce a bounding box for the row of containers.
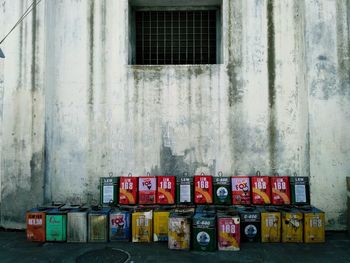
[100,172,310,206]
[26,204,325,251]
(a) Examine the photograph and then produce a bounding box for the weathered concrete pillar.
[0,53,4,204]
[347,177,350,234]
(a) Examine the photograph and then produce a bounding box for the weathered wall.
[0,0,349,230]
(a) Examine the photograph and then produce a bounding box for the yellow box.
[281,209,303,243]
[168,213,191,250]
[303,207,325,243]
[153,211,170,242]
[132,210,153,242]
[261,208,281,243]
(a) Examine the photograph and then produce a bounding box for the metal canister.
[46,209,68,242]
[239,206,261,242]
[100,174,119,206]
[281,207,303,243]
[213,172,232,205]
[26,208,47,242]
[132,210,153,242]
[194,174,213,204]
[192,213,217,252]
[176,173,193,204]
[231,176,251,205]
[119,174,138,205]
[290,176,310,205]
[153,208,172,242]
[270,176,291,205]
[168,211,192,250]
[109,207,131,242]
[67,207,88,243]
[138,176,157,204]
[251,172,271,205]
[261,207,281,243]
[302,206,325,243]
[157,176,176,204]
[88,207,110,242]
[217,211,240,251]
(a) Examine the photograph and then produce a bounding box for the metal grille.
[135,10,217,65]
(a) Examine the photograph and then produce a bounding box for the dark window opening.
[135,10,217,65]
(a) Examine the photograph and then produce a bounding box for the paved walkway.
[0,231,349,263]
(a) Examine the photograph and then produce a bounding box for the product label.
[295,185,306,203]
[103,185,114,204]
[197,231,210,246]
[180,184,191,203]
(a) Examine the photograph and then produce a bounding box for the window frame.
[128,1,222,65]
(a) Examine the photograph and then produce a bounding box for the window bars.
[135,10,217,65]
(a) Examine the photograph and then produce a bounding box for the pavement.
[0,230,349,263]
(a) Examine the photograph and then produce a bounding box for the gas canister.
[109,207,131,242]
[138,175,157,204]
[290,176,310,205]
[251,171,271,205]
[168,211,192,250]
[119,174,138,205]
[192,213,217,251]
[217,211,240,251]
[194,174,213,204]
[231,176,251,205]
[67,207,88,243]
[88,207,110,242]
[153,207,172,242]
[132,210,153,242]
[176,173,193,204]
[302,206,325,243]
[281,207,303,243]
[26,208,47,242]
[261,207,281,243]
[100,173,119,206]
[213,172,231,205]
[238,206,261,242]
[46,208,68,242]
[157,176,176,204]
[270,176,291,205]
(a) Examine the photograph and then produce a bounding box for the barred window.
[135,10,218,65]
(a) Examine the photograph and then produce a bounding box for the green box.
[290,177,310,205]
[192,213,217,251]
[46,211,67,242]
[176,176,193,204]
[213,177,232,205]
[100,176,119,206]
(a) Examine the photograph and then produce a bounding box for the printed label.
[103,185,114,203]
[180,184,191,203]
[197,231,210,246]
[295,185,306,203]
[244,224,257,238]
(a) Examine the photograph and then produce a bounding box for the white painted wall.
[0,0,349,230]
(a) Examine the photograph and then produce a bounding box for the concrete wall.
[0,0,349,230]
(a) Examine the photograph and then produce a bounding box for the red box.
[218,215,240,251]
[119,176,138,204]
[270,176,291,205]
[138,176,157,204]
[26,211,46,242]
[231,176,251,205]
[251,176,271,205]
[194,175,213,204]
[157,176,176,204]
